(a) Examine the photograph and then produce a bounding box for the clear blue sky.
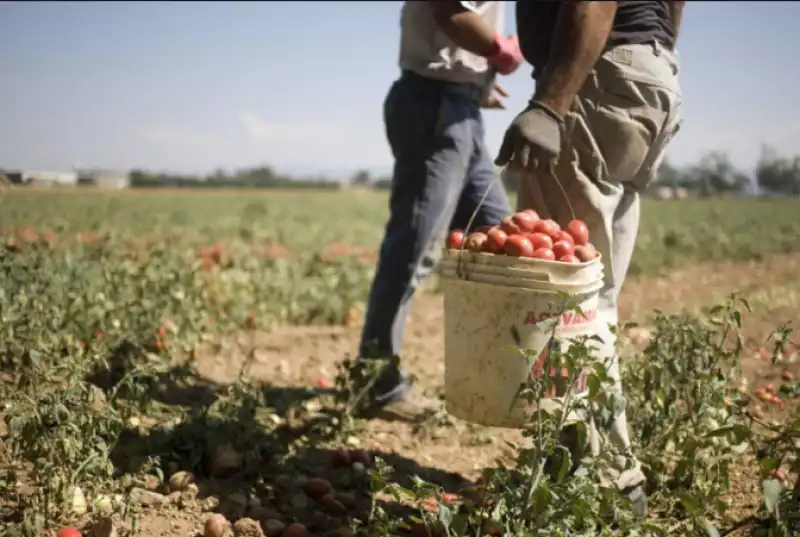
[1,1,799,179]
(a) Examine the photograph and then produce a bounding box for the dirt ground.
[125,254,797,537]
[20,254,800,536]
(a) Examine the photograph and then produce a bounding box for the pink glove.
[487,33,523,75]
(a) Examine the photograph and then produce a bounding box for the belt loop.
[652,40,662,57]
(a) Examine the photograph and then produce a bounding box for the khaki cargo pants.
[514,41,682,489]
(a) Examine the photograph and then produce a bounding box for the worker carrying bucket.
[441,0,686,520]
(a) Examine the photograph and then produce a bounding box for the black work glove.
[495,100,565,172]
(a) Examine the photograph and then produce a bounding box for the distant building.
[654,186,674,200]
[2,170,78,186]
[77,169,130,189]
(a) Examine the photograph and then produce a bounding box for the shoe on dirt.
[362,387,442,422]
[622,484,649,518]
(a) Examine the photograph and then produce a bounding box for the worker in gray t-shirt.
[358,1,523,421]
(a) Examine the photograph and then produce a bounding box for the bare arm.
[430,1,497,57]
[668,1,686,45]
[533,1,618,117]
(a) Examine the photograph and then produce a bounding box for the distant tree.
[654,159,680,187]
[756,145,800,195]
[350,169,372,186]
[210,168,228,181]
[686,151,750,196]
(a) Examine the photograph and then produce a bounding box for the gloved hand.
[487,33,523,75]
[494,100,565,172]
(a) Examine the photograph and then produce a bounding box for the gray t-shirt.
[398,1,504,91]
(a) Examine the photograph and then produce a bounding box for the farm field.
[1,188,799,537]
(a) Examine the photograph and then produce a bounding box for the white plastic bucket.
[441,248,606,428]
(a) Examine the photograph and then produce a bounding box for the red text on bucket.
[523,308,597,326]
[528,344,590,397]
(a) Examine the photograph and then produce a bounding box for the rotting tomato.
[503,235,534,257]
[567,219,590,245]
[574,244,598,261]
[500,215,522,235]
[283,522,310,537]
[464,232,488,252]
[446,230,465,249]
[204,514,228,537]
[330,447,351,467]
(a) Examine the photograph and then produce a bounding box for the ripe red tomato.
[57,528,82,537]
[486,227,508,253]
[523,209,540,220]
[574,244,598,261]
[567,220,590,246]
[504,235,534,257]
[532,248,556,261]
[533,219,560,237]
[552,240,575,259]
[511,211,537,233]
[499,216,521,235]
[554,230,574,245]
[559,254,579,264]
[526,232,553,251]
[447,230,464,249]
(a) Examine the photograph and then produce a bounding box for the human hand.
[494,101,565,172]
[481,83,509,110]
[488,33,523,75]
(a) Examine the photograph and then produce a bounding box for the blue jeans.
[359,71,511,403]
